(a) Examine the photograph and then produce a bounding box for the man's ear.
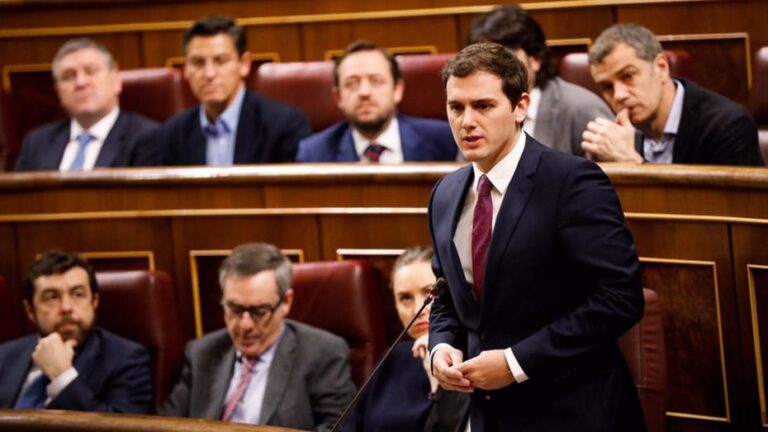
[332,86,341,107]
[91,292,100,310]
[23,300,36,326]
[653,52,671,82]
[393,79,405,104]
[239,51,252,79]
[281,288,294,314]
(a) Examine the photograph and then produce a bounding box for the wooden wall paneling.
[244,25,303,62]
[627,218,741,432]
[731,223,768,430]
[263,180,439,208]
[319,212,430,261]
[0,222,25,341]
[171,213,321,338]
[301,17,459,61]
[141,29,188,69]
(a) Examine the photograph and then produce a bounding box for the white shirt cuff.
[46,367,79,403]
[429,343,454,361]
[504,348,529,383]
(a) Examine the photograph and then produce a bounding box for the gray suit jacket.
[534,77,613,156]
[159,320,355,431]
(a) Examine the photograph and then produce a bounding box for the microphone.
[332,277,446,432]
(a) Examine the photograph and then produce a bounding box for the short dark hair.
[589,23,662,65]
[333,40,401,86]
[219,243,292,297]
[442,43,528,109]
[23,250,98,304]
[184,16,246,56]
[468,5,555,88]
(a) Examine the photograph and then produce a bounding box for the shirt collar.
[471,130,527,196]
[663,79,685,136]
[199,85,246,135]
[70,107,120,142]
[351,116,400,155]
[235,323,284,364]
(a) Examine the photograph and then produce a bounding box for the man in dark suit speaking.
[0,250,152,412]
[147,16,311,166]
[296,40,457,163]
[14,38,158,171]
[160,243,355,430]
[428,43,646,431]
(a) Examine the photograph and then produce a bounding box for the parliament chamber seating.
[618,288,667,432]
[558,49,695,96]
[95,270,186,408]
[0,276,21,343]
[396,53,453,121]
[119,68,193,123]
[290,260,394,388]
[749,46,768,165]
[254,61,341,131]
[0,85,19,172]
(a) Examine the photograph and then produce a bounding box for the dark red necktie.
[471,174,493,301]
[363,143,386,162]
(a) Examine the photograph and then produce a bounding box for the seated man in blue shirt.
[297,40,457,163]
[145,16,311,166]
[0,250,152,413]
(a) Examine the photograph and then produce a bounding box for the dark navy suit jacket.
[295,115,457,162]
[0,327,152,413]
[145,90,311,166]
[14,111,158,171]
[428,136,645,431]
[634,78,763,166]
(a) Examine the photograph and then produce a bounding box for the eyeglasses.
[221,297,283,325]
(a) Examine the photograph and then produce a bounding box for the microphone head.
[431,277,447,295]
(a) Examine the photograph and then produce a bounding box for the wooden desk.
[0,163,767,432]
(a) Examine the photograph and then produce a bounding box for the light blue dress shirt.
[200,86,246,166]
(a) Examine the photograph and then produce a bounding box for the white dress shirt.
[58,107,120,171]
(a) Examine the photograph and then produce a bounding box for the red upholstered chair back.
[95,270,186,408]
[290,260,393,388]
[618,288,667,432]
[397,53,454,121]
[559,49,695,97]
[120,68,192,123]
[750,46,768,165]
[0,84,20,171]
[254,61,341,131]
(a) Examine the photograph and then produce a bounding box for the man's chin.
[351,116,389,136]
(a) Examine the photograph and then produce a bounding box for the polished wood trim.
[0,0,720,39]
[188,249,229,337]
[747,264,768,427]
[640,257,731,423]
[80,251,156,270]
[547,37,592,47]
[324,45,438,60]
[0,408,300,431]
[1,63,51,93]
[336,248,405,260]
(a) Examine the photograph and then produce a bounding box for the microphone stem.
[331,293,436,432]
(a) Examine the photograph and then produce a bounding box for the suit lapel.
[233,92,257,164]
[533,82,559,149]
[258,324,295,424]
[44,123,71,170]
[188,111,208,165]
[0,337,36,407]
[205,341,236,419]
[483,137,539,298]
[399,116,422,161]
[94,112,125,167]
[337,127,359,161]
[671,80,695,163]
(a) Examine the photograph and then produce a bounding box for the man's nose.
[461,108,476,129]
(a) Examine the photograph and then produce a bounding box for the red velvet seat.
[559,49,694,97]
[254,61,341,131]
[290,260,394,388]
[618,288,667,432]
[119,68,192,123]
[749,46,768,165]
[96,270,186,408]
[396,53,454,121]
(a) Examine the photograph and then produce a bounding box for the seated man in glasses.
[159,243,356,430]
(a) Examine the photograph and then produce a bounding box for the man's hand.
[454,349,515,390]
[581,109,643,163]
[432,346,473,393]
[32,333,77,380]
[412,335,439,393]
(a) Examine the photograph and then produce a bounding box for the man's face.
[590,42,669,128]
[222,270,292,358]
[334,50,404,135]
[24,267,99,345]
[184,34,250,114]
[446,71,528,172]
[54,47,121,126]
[510,48,541,92]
